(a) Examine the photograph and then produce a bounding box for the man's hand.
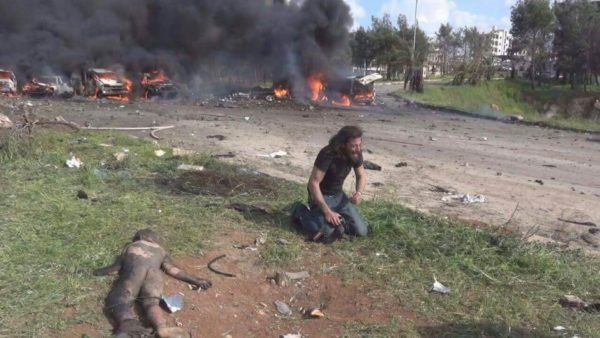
[324,209,343,226]
[351,191,363,205]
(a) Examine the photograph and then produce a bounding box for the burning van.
[23,76,74,98]
[0,69,18,96]
[330,73,382,105]
[141,70,177,99]
[83,68,131,98]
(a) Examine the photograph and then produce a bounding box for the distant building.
[490,26,512,57]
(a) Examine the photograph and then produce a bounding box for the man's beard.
[344,148,361,164]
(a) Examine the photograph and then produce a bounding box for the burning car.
[141,70,177,99]
[83,68,131,98]
[22,76,74,98]
[330,73,382,105]
[0,69,18,96]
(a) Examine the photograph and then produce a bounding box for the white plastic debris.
[65,155,83,169]
[274,300,292,316]
[154,150,166,157]
[113,152,128,162]
[431,276,450,294]
[244,116,250,121]
[177,164,204,171]
[553,326,566,331]
[0,113,13,129]
[161,293,184,313]
[479,137,488,141]
[441,194,486,204]
[258,150,287,158]
[280,334,302,338]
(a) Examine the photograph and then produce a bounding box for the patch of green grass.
[334,200,600,337]
[0,131,295,336]
[399,79,600,132]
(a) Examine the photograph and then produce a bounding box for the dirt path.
[4,85,600,250]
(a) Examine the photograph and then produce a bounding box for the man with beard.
[293,125,368,242]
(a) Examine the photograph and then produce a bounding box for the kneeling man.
[294,125,368,242]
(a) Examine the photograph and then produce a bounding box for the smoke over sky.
[0,0,352,84]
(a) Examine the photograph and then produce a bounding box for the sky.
[344,0,518,35]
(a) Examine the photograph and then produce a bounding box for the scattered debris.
[161,293,184,313]
[589,228,599,235]
[277,238,290,245]
[395,162,408,167]
[553,326,566,332]
[559,295,600,312]
[228,203,270,214]
[77,190,88,200]
[284,271,310,280]
[172,148,195,156]
[363,160,382,171]
[207,254,236,278]
[302,307,325,319]
[558,218,597,227]
[212,152,236,159]
[274,300,292,316]
[581,233,600,247]
[176,164,205,172]
[65,155,83,169]
[154,150,166,157]
[479,137,488,141]
[255,234,267,246]
[429,184,452,194]
[0,113,13,128]
[442,194,485,204]
[431,276,450,294]
[111,152,127,162]
[534,179,544,186]
[542,164,557,168]
[274,272,291,287]
[207,134,226,141]
[372,182,384,187]
[509,114,524,122]
[258,150,287,158]
[429,136,438,141]
[244,116,251,121]
[280,334,302,338]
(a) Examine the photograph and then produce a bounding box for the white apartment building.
[490,26,512,57]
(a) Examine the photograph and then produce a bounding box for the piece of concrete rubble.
[176,164,204,172]
[113,152,128,162]
[0,113,13,128]
[172,148,195,156]
[274,300,292,316]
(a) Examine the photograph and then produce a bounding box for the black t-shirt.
[313,146,363,195]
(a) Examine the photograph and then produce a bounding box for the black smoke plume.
[0,0,352,90]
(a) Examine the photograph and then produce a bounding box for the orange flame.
[332,94,351,106]
[142,69,170,86]
[307,74,327,101]
[273,86,289,98]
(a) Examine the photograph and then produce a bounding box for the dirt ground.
[58,229,410,337]
[5,82,597,250]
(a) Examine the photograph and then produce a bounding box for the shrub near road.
[1,130,600,337]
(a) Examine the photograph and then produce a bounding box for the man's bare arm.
[351,165,367,205]
[93,256,122,276]
[308,166,342,226]
[162,256,212,289]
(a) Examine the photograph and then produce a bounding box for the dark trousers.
[293,192,368,240]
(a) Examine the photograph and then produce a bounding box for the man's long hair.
[328,125,362,154]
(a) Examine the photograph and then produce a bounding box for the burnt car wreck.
[22,76,74,98]
[0,69,18,96]
[82,68,131,98]
[141,70,178,99]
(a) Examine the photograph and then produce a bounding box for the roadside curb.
[392,93,600,136]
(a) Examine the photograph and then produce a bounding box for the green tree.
[554,0,600,90]
[510,0,555,89]
[350,27,375,73]
[436,23,453,75]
